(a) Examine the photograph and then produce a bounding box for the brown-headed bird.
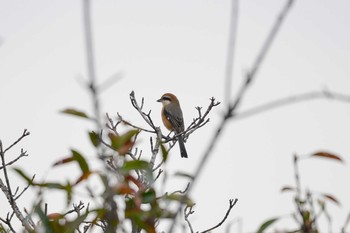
[157,93,188,158]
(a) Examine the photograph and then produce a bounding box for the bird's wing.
[163,107,184,132]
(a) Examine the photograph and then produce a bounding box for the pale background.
[0,0,350,232]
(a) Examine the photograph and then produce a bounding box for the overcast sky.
[1,0,350,232]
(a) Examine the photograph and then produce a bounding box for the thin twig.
[117,113,154,133]
[341,210,350,233]
[3,130,30,154]
[130,91,157,131]
[233,90,350,121]
[168,1,295,231]
[0,149,29,170]
[14,175,35,201]
[224,0,239,105]
[200,199,238,233]
[83,0,102,132]
[184,205,195,233]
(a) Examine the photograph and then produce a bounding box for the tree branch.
[200,199,238,233]
[168,0,295,231]
[233,89,350,121]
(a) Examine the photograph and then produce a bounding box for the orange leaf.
[47,213,64,220]
[312,152,344,163]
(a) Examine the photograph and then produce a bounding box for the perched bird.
[157,93,188,158]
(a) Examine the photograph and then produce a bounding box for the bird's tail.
[177,135,188,158]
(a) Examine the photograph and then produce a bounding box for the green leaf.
[89,131,100,147]
[61,108,89,119]
[35,205,55,233]
[39,182,66,190]
[71,149,90,173]
[142,189,156,204]
[65,213,88,233]
[13,168,33,184]
[65,181,73,206]
[160,143,168,162]
[120,160,150,174]
[256,217,279,233]
[174,172,194,180]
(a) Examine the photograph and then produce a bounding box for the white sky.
[1,0,350,232]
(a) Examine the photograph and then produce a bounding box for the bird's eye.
[162,96,171,101]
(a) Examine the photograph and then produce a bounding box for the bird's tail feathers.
[177,135,188,158]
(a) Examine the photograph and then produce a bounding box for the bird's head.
[157,93,179,106]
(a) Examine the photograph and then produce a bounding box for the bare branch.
[129,91,157,131]
[168,1,294,231]
[64,201,85,217]
[224,0,239,105]
[184,205,195,233]
[234,90,350,121]
[200,199,238,233]
[14,175,35,201]
[0,149,29,170]
[106,113,120,135]
[83,0,102,132]
[0,179,34,231]
[117,113,154,133]
[3,129,30,154]
[341,210,350,233]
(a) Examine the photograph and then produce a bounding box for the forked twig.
[200,199,238,233]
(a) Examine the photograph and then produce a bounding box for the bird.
[157,93,188,158]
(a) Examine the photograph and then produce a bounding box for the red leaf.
[53,157,74,166]
[113,183,135,195]
[281,186,295,193]
[322,193,341,206]
[47,213,64,220]
[312,152,344,163]
[75,171,93,185]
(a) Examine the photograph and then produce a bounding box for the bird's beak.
[157,98,162,102]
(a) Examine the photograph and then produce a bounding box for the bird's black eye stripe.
[162,96,171,101]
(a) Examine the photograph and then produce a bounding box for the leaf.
[65,213,89,232]
[113,183,135,195]
[35,205,55,233]
[65,181,73,205]
[54,150,89,170]
[71,149,90,173]
[160,143,168,163]
[321,193,341,206]
[141,189,156,204]
[281,185,295,193]
[119,160,151,175]
[256,217,279,233]
[311,151,344,163]
[53,157,75,166]
[61,108,89,119]
[13,168,34,184]
[75,171,93,185]
[108,130,139,155]
[47,213,64,220]
[38,182,66,190]
[174,172,194,180]
[89,131,100,147]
